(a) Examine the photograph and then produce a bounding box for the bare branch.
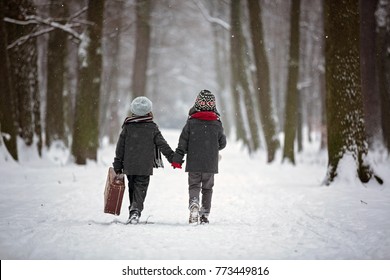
[7,27,55,49]
[4,7,89,49]
[5,16,83,49]
[25,15,82,40]
[4,17,37,25]
[193,0,230,31]
[68,19,94,26]
[68,6,88,21]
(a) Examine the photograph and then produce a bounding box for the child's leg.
[126,175,135,213]
[188,172,202,223]
[188,172,202,207]
[200,173,214,217]
[129,175,150,217]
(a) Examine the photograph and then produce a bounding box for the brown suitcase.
[104,167,125,215]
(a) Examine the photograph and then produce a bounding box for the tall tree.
[71,0,105,164]
[248,0,279,162]
[360,0,381,147]
[230,0,259,151]
[132,0,151,97]
[63,0,86,143]
[376,0,390,152]
[298,0,324,150]
[282,0,301,164]
[45,0,67,147]
[230,0,248,145]
[100,0,124,143]
[5,0,42,156]
[0,0,18,160]
[207,0,231,135]
[323,0,382,185]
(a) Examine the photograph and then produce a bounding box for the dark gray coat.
[173,118,226,173]
[113,122,173,175]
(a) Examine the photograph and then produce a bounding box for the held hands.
[171,152,184,169]
[171,162,182,169]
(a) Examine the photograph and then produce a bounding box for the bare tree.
[360,0,381,147]
[45,0,67,147]
[230,0,260,151]
[132,0,151,98]
[248,0,279,162]
[230,0,247,144]
[5,0,42,156]
[376,0,390,152]
[100,0,125,143]
[71,0,105,164]
[203,0,232,135]
[0,0,18,160]
[282,0,301,164]
[323,0,382,185]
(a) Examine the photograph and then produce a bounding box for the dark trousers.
[188,172,214,216]
[126,175,150,217]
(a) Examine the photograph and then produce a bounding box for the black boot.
[200,215,209,224]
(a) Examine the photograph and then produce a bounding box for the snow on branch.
[4,7,89,50]
[193,0,230,31]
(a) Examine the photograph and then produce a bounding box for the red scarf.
[190,111,219,121]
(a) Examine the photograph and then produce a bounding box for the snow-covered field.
[1,129,390,260]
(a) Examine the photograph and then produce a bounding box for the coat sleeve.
[154,127,174,163]
[218,124,227,151]
[113,127,126,171]
[172,122,189,163]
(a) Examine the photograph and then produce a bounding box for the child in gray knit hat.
[113,96,174,224]
[172,90,227,224]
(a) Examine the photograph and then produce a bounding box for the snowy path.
[1,130,390,259]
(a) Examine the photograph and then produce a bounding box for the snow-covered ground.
[0,129,390,260]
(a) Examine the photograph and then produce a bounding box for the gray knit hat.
[130,96,152,116]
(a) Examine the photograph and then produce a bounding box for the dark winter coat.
[113,122,174,175]
[173,116,226,173]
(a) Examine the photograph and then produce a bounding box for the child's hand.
[171,162,182,169]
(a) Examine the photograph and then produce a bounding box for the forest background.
[0,0,389,185]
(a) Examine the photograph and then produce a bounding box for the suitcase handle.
[113,174,124,185]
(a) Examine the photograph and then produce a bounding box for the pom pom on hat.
[130,96,152,116]
[194,89,216,111]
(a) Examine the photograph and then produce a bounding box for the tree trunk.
[6,0,42,156]
[230,0,247,144]
[100,0,124,143]
[32,52,42,157]
[239,23,260,152]
[297,89,303,152]
[248,0,279,162]
[324,0,382,185]
[0,0,18,160]
[132,0,151,98]
[45,0,67,147]
[230,0,257,149]
[282,0,301,164]
[319,59,327,150]
[209,0,231,136]
[376,0,390,152]
[360,0,381,147]
[71,0,105,164]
